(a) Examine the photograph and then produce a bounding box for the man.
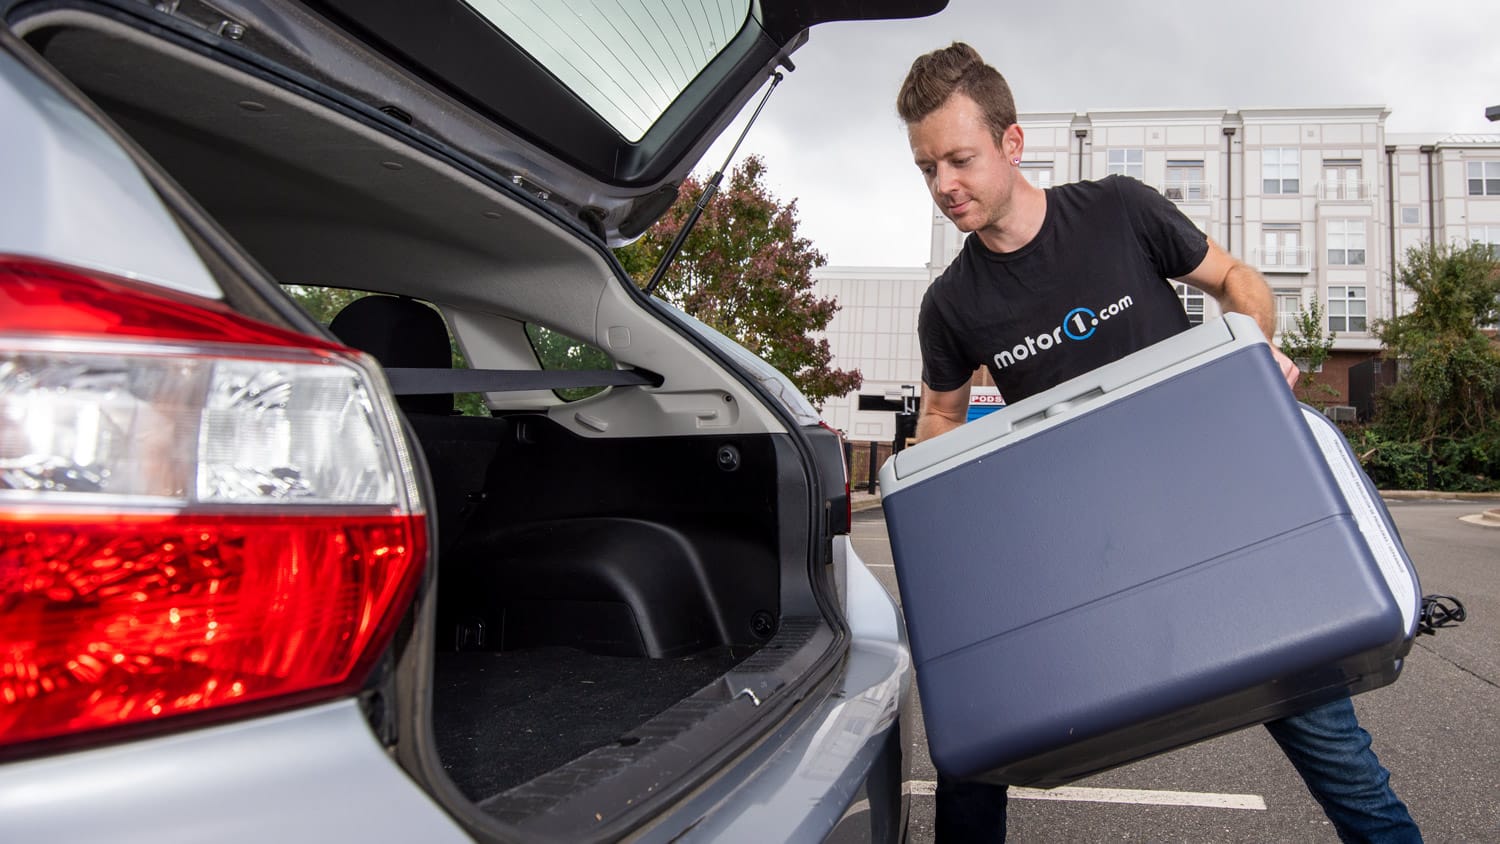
[898,42,1421,843]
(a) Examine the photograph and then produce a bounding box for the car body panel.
[0,701,471,844]
[0,48,218,298]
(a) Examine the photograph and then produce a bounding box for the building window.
[1400,206,1420,225]
[1476,228,1500,329]
[1164,160,1205,201]
[1467,161,1500,196]
[1261,224,1303,267]
[1107,149,1143,179]
[1020,162,1054,188]
[1327,220,1366,266]
[1174,282,1205,325]
[1275,290,1302,335]
[1263,147,1300,195]
[1322,159,1364,199]
[1328,285,1367,332]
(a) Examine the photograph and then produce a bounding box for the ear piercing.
[1012,158,1021,165]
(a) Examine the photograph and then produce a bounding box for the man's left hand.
[1271,345,1300,389]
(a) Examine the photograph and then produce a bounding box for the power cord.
[1417,594,1467,636]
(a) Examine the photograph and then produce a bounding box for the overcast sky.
[702,0,1500,267]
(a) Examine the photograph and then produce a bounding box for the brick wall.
[846,440,896,492]
[1297,351,1382,407]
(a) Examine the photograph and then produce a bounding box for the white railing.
[1255,247,1312,269]
[1318,180,1372,201]
[1162,181,1209,201]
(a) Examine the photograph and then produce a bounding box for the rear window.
[462,0,752,141]
[524,323,614,402]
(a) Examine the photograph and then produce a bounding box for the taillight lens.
[818,422,852,532]
[0,258,425,753]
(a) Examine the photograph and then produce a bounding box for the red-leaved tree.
[617,154,861,407]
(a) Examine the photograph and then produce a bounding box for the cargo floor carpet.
[433,646,749,799]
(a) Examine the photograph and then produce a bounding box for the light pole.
[894,384,918,453]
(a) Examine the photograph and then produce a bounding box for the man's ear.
[1003,123,1025,160]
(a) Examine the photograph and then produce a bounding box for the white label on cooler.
[1301,409,1418,632]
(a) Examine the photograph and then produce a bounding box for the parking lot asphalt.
[851,498,1499,843]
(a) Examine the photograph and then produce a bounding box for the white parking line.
[905,780,1266,811]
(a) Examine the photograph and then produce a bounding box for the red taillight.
[0,512,424,746]
[0,257,424,754]
[818,422,852,531]
[0,257,337,348]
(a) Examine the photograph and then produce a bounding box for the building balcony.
[1162,180,1210,202]
[1254,247,1312,272]
[1317,180,1373,201]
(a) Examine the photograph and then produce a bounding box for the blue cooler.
[878,313,1420,787]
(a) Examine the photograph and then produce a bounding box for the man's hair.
[896,42,1017,146]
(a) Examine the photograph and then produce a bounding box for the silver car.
[0,1,943,840]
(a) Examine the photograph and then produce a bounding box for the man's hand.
[1270,344,1300,389]
[1181,238,1300,390]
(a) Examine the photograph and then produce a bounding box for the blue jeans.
[935,697,1421,843]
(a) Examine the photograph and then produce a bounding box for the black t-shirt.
[919,175,1209,402]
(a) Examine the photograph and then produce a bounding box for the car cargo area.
[17,10,833,824]
[414,413,782,799]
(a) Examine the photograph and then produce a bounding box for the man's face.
[908,93,1017,234]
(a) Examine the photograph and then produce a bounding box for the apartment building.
[816,106,1500,442]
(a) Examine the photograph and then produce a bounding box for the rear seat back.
[330,295,487,556]
[329,294,454,416]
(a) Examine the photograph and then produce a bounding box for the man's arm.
[1179,237,1300,388]
[917,382,971,441]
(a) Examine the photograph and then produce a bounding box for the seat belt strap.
[382,367,657,395]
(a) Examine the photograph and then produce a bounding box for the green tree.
[617,154,861,407]
[283,284,364,325]
[1277,298,1338,406]
[525,323,614,402]
[1357,241,1500,490]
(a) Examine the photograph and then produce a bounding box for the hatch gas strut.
[644,65,787,296]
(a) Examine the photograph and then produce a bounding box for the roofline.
[1078,107,1231,123]
[1388,132,1500,148]
[1020,105,1393,124]
[1235,105,1390,121]
[813,265,927,280]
